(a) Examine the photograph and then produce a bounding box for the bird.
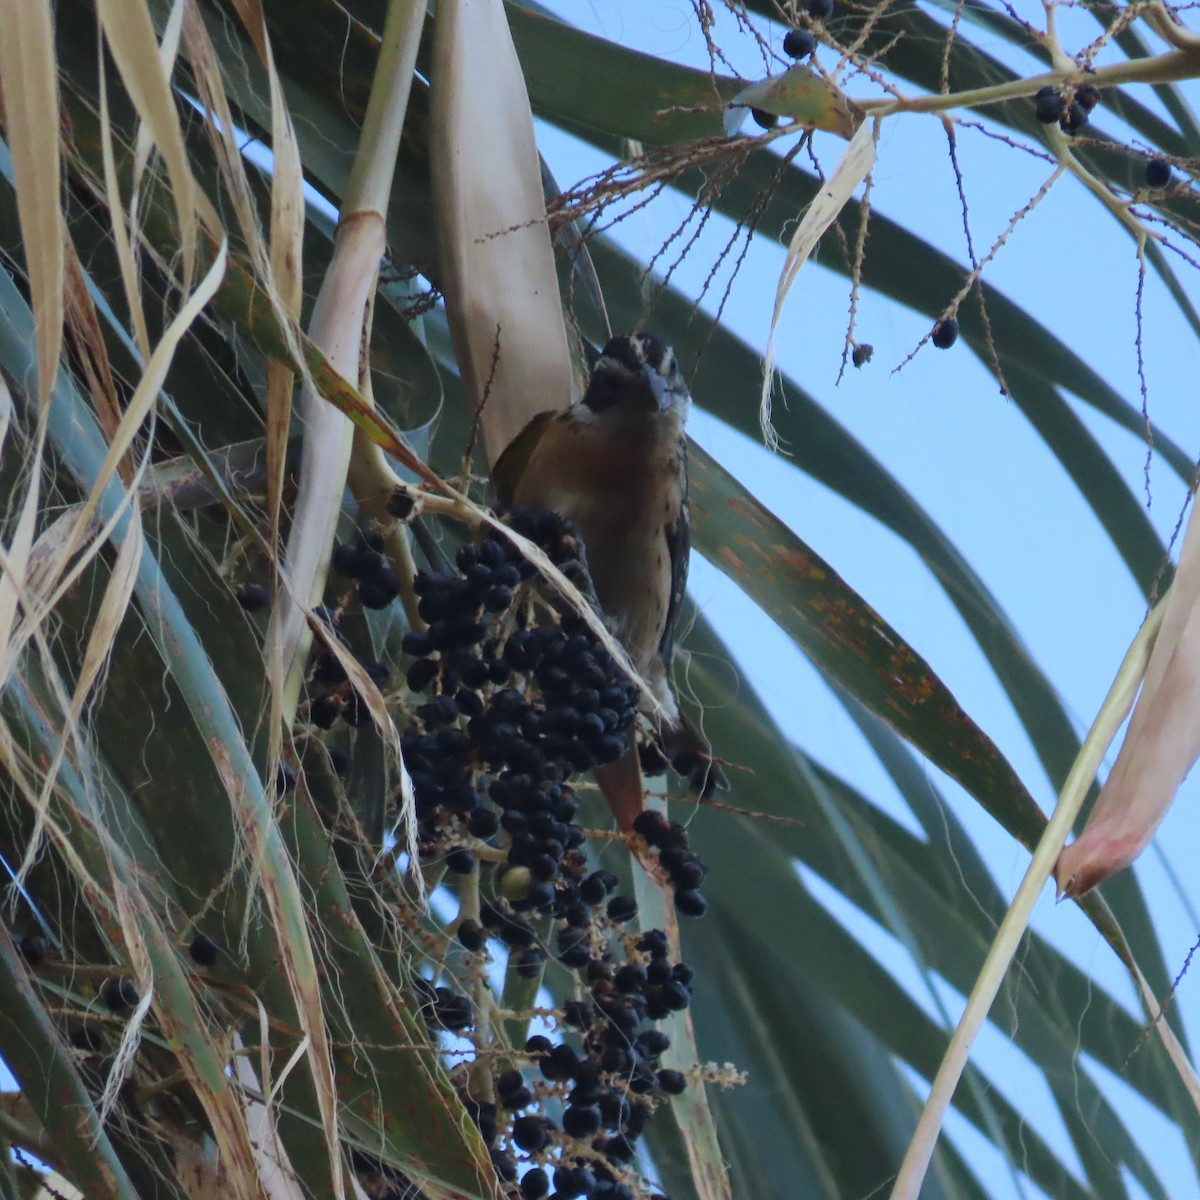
[491,332,723,830]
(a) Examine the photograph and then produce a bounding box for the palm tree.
[1,1,1198,1198]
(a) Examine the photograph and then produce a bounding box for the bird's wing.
[490,410,558,505]
[657,438,690,672]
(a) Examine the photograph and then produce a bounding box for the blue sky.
[540,1,1200,1195]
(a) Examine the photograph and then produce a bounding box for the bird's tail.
[594,715,728,834]
[593,747,646,833]
[661,712,728,799]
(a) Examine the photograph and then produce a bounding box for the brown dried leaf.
[430,0,574,467]
[0,0,63,409]
[1057,499,1200,898]
[759,119,877,449]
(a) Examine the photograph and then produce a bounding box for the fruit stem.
[862,45,1200,118]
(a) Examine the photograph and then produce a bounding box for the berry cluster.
[332,528,402,609]
[400,509,642,883]
[391,508,709,1197]
[458,914,695,1200]
[302,602,392,732]
[1034,83,1099,134]
[631,811,708,918]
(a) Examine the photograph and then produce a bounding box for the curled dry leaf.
[430,0,574,468]
[759,118,877,449]
[1056,498,1200,899]
[724,63,864,139]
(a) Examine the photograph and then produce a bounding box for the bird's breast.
[512,414,682,674]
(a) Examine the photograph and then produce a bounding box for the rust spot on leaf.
[775,543,828,580]
[718,547,750,579]
[729,496,771,530]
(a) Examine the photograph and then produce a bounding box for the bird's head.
[582,333,690,422]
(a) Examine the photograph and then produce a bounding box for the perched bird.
[492,332,722,829]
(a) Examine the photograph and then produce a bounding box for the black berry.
[1146,157,1173,188]
[18,933,48,965]
[358,571,400,609]
[405,658,439,692]
[189,934,219,966]
[512,1114,550,1153]
[658,1068,687,1095]
[521,1168,550,1200]
[783,28,815,57]
[103,977,139,1012]
[1060,101,1088,132]
[309,694,342,729]
[457,918,484,952]
[513,946,546,980]
[236,583,270,612]
[674,888,708,918]
[490,1149,518,1183]
[402,629,433,657]
[1034,87,1064,124]
[931,318,959,349]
